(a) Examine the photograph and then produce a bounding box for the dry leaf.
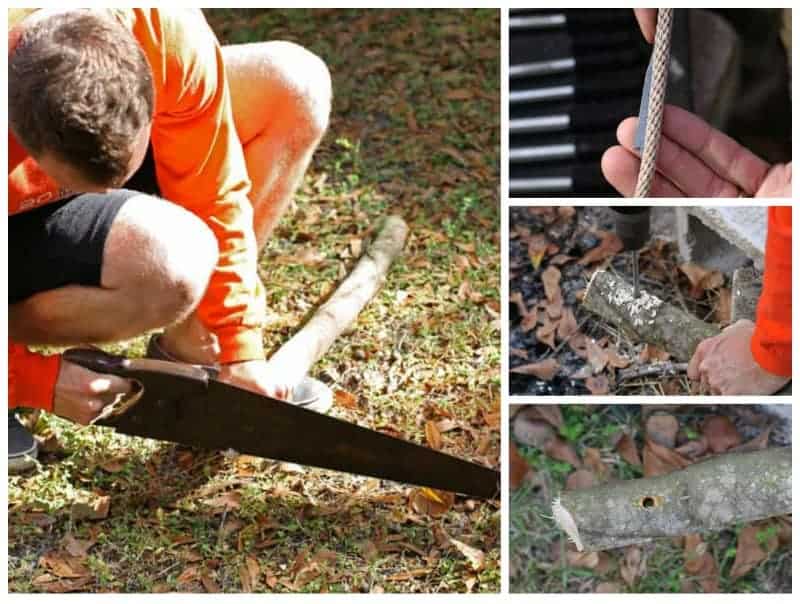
[543,436,582,468]
[38,551,91,579]
[425,420,443,450]
[240,556,261,592]
[510,443,534,491]
[520,307,539,333]
[201,573,221,593]
[521,405,564,428]
[70,493,110,521]
[410,488,455,517]
[536,319,557,349]
[62,535,95,558]
[684,534,720,593]
[334,389,359,410]
[204,491,242,513]
[730,427,771,453]
[585,375,609,395]
[510,359,559,381]
[596,582,621,593]
[557,307,579,341]
[639,344,670,362]
[541,266,562,304]
[528,234,549,269]
[512,417,555,448]
[620,545,646,587]
[675,436,709,459]
[578,231,623,265]
[583,447,610,481]
[566,549,599,569]
[448,538,485,571]
[643,439,691,477]
[585,339,608,374]
[701,416,742,453]
[680,263,725,298]
[645,414,679,448]
[565,469,596,491]
[730,524,775,579]
[614,432,642,467]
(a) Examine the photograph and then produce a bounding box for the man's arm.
[143,9,266,364]
[687,207,792,394]
[751,206,792,376]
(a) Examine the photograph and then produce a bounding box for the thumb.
[633,8,658,44]
[89,373,133,396]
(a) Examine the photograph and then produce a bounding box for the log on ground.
[548,448,791,552]
[583,270,720,362]
[268,215,408,380]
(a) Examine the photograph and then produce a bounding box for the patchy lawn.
[9,9,500,594]
[510,404,791,594]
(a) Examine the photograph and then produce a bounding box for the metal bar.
[510,14,567,30]
[510,85,575,105]
[510,114,570,134]
[510,177,573,194]
[510,143,576,164]
[510,57,576,78]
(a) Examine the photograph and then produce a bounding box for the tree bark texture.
[550,448,791,552]
[583,270,720,362]
[269,215,408,377]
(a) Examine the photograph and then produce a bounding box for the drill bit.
[632,250,640,298]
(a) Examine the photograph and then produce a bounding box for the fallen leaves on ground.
[644,413,679,448]
[701,415,742,453]
[510,359,559,380]
[409,488,455,517]
[510,443,534,491]
[683,533,719,592]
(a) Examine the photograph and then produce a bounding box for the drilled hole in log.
[639,495,663,508]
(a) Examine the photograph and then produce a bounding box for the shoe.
[146,335,333,414]
[8,411,38,474]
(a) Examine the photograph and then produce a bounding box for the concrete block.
[676,207,766,272]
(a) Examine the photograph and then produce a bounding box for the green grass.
[9,8,500,594]
[510,405,791,594]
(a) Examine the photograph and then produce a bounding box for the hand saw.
[64,348,500,500]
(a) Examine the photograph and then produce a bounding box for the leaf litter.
[509,207,736,396]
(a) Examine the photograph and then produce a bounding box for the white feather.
[551,496,584,552]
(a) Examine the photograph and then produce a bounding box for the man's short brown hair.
[9,11,155,186]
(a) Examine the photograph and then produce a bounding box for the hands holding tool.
[53,361,132,425]
[602,104,792,197]
[603,9,792,198]
[687,320,791,395]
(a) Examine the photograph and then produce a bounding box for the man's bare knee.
[103,195,218,325]
[226,40,332,141]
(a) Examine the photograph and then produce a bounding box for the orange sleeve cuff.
[215,326,265,364]
[9,343,61,411]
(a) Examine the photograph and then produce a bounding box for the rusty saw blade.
[64,348,500,499]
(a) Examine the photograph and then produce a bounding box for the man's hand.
[602,104,792,197]
[634,8,658,43]
[53,360,133,425]
[217,359,298,401]
[688,319,791,395]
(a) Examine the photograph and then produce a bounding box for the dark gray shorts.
[9,146,160,304]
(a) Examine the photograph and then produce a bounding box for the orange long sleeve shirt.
[9,9,266,411]
[751,206,792,377]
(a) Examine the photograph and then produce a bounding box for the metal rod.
[509,177,573,194]
[510,114,570,134]
[510,14,567,30]
[510,143,576,164]
[510,57,576,78]
[510,85,575,105]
